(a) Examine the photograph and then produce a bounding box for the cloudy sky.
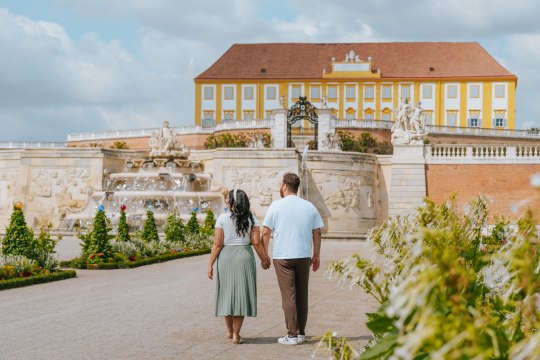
[0,0,539,141]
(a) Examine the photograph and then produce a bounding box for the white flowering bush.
[323,197,540,359]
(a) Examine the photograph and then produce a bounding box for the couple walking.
[207,172,324,345]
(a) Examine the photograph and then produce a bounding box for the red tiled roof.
[196,42,515,80]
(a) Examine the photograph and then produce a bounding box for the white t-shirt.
[262,195,324,259]
[215,212,259,246]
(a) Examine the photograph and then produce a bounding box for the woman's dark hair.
[229,189,255,237]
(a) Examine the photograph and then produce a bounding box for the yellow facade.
[195,77,516,129]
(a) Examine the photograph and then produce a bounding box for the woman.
[207,189,270,344]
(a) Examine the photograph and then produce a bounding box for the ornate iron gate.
[287,96,318,150]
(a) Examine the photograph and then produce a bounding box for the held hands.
[261,256,271,270]
[311,255,320,272]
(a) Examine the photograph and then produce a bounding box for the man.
[262,172,324,346]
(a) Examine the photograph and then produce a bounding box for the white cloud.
[1,0,539,141]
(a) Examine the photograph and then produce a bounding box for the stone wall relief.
[0,169,18,226]
[227,168,284,208]
[314,171,375,213]
[27,168,94,227]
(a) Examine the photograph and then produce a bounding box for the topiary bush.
[117,207,130,242]
[186,211,200,235]
[202,209,216,236]
[141,210,159,243]
[1,204,34,258]
[163,213,185,243]
[86,208,113,263]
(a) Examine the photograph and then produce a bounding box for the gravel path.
[0,238,377,360]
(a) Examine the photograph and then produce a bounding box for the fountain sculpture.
[62,121,224,231]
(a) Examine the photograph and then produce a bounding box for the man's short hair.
[283,172,300,193]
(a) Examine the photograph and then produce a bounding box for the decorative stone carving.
[322,133,342,151]
[0,169,18,212]
[315,171,375,211]
[391,99,427,145]
[28,168,92,214]
[345,50,361,62]
[229,168,282,207]
[249,134,266,149]
[149,121,190,159]
[325,182,360,210]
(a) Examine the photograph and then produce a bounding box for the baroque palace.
[195,42,516,129]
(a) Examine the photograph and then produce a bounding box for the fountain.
[61,121,224,232]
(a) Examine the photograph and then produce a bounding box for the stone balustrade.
[0,141,67,149]
[426,144,540,163]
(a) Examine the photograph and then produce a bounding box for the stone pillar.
[271,109,287,149]
[388,144,427,217]
[317,109,333,150]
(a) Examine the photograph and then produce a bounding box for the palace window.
[265,110,273,120]
[203,87,214,100]
[469,84,480,98]
[346,85,356,99]
[382,108,392,121]
[203,111,214,120]
[400,85,411,100]
[243,111,254,120]
[327,85,337,99]
[244,86,254,100]
[424,111,433,125]
[364,108,374,120]
[310,85,321,99]
[223,111,234,121]
[447,85,458,98]
[422,85,433,99]
[446,111,457,126]
[364,85,374,100]
[224,86,234,100]
[345,108,355,120]
[266,86,276,100]
[495,84,505,98]
[382,85,392,100]
[494,110,506,127]
[468,110,480,127]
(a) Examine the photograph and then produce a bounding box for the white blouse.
[215,212,259,246]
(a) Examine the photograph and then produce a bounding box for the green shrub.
[323,197,540,359]
[1,206,34,258]
[186,212,200,235]
[204,132,270,149]
[202,209,216,236]
[117,209,130,242]
[141,210,159,242]
[336,130,393,155]
[85,209,113,263]
[163,213,185,243]
[0,270,76,291]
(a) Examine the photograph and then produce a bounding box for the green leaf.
[358,333,398,360]
[366,312,395,334]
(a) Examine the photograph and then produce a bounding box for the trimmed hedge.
[61,249,211,270]
[0,270,77,291]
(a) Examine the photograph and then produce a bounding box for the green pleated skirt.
[215,245,257,317]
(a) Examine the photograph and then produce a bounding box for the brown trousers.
[273,258,311,337]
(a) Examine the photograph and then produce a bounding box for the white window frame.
[400,85,411,100]
[266,86,276,100]
[469,84,480,98]
[327,85,338,99]
[224,86,234,100]
[382,85,392,100]
[310,85,321,99]
[447,85,458,99]
[244,86,254,100]
[422,85,433,99]
[346,85,356,99]
[203,87,214,100]
[364,85,374,99]
[495,84,505,98]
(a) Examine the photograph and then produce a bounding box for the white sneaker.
[277,335,298,345]
[297,335,306,344]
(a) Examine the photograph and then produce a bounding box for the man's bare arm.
[262,226,272,255]
[311,228,321,272]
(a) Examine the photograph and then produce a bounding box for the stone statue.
[249,133,266,149]
[322,132,342,151]
[345,50,361,63]
[391,99,427,145]
[149,121,190,158]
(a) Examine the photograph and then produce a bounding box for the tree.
[117,207,130,242]
[142,210,159,242]
[1,204,34,258]
[163,213,185,243]
[186,212,200,235]
[202,209,216,236]
[87,208,113,261]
